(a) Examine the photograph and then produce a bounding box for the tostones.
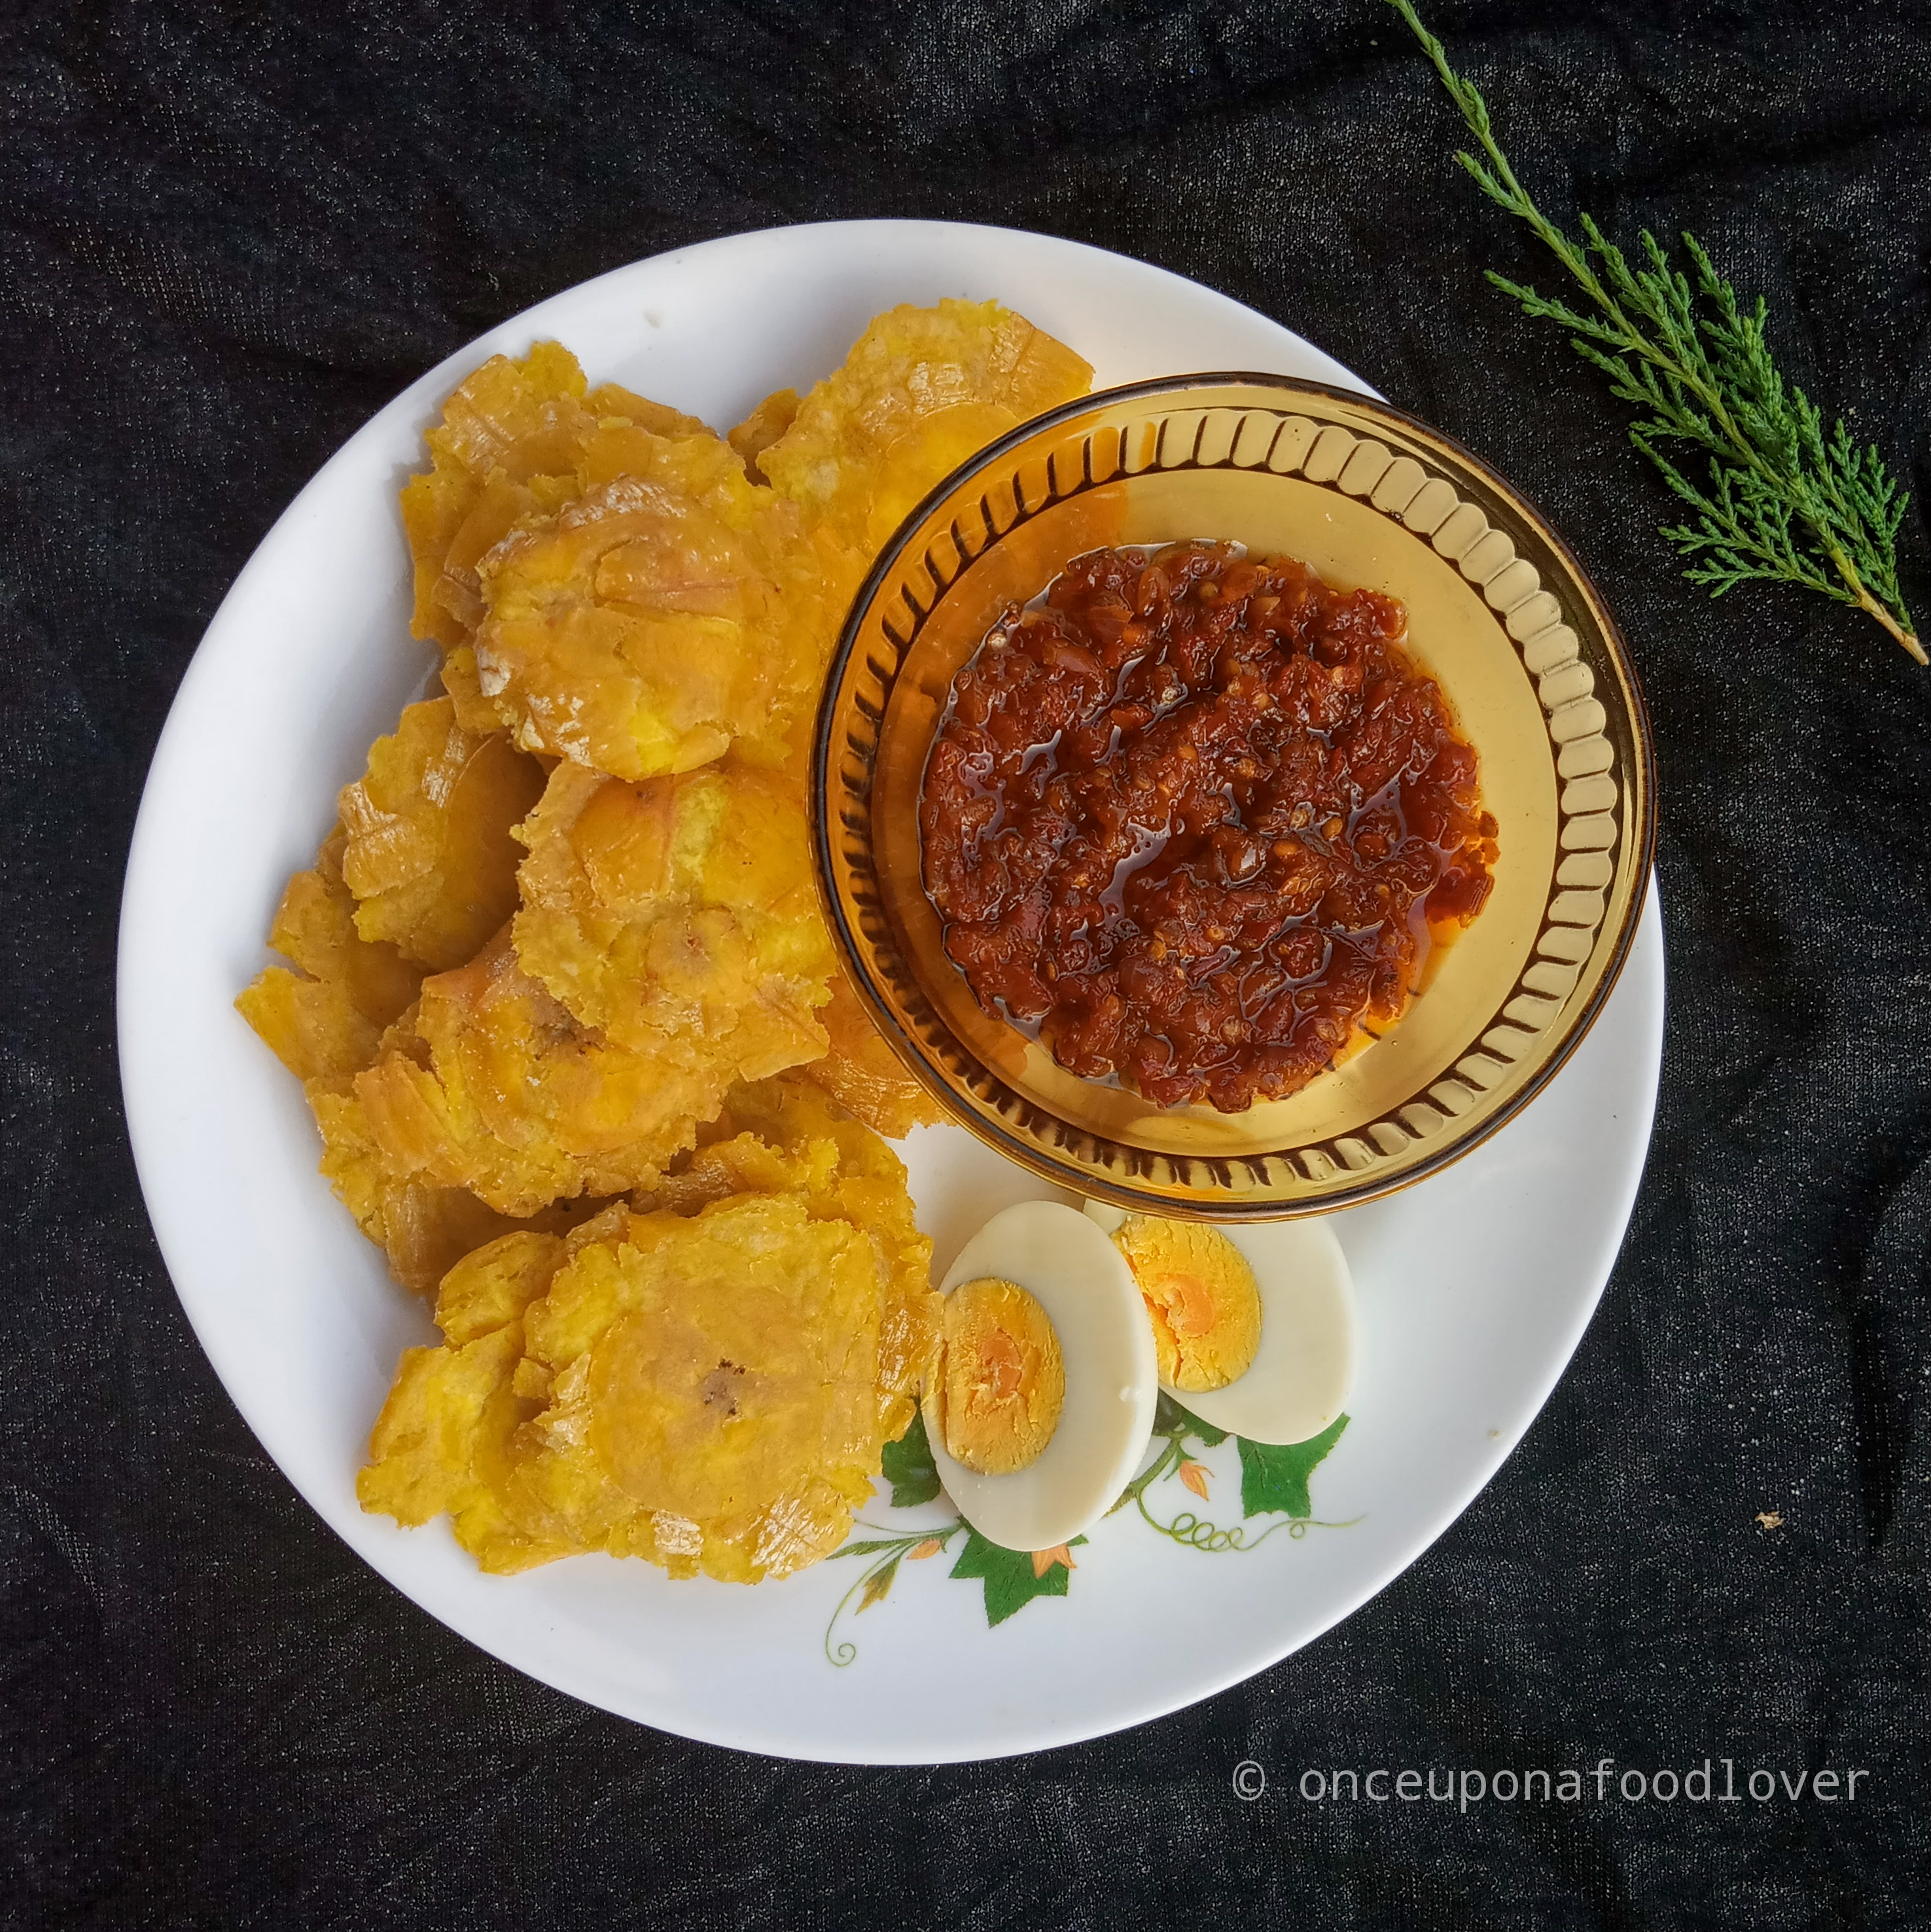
[336,697,547,972]
[726,386,800,484]
[796,961,947,1141]
[758,298,1094,569]
[256,306,1120,1595]
[512,757,832,1072]
[308,1080,593,1294]
[508,1193,885,1581]
[400,343,710,653]
[235,825,423,1083]
[349,929,713,1218]
[679,1075,941,1444]
[360,1085,936,1583]
[357,1230,578,1571]
[472,421,828,780]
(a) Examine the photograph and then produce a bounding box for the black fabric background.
[5,1,1930,1924]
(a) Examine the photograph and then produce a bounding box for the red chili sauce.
[917,541,1498,1112]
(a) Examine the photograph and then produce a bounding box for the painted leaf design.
[858,1555,901,1613]
[949,1529,1088,1627]
[906,1538,944,1561]
[1237,1416,1348,1520]
[1158,1391,1228,1447]
[881,1410,942,1508]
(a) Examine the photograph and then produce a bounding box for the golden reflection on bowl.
[811,376,1656,1217]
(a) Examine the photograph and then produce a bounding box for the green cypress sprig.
[1385,0,1922,664]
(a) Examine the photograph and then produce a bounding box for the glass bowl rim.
[807,370,1658,1217]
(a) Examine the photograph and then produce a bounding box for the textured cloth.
[5,1,1930,1924]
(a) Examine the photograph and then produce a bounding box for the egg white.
[1084,1204,1356,1446]
[924,1201,1158,1552]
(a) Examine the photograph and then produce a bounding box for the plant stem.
[1383,0,1922,664]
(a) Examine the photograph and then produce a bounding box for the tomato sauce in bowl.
[917,541,1498,1113]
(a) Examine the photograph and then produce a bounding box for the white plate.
[118,219,1663,1765]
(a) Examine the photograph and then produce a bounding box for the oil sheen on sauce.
[917,541,1498,1113]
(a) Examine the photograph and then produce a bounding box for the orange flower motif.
[1179,1459,1212,1501]
[907,1538,944,1560]
[1031,1543,1077,1579]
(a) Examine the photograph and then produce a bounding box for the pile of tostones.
[238,300,1093,1582]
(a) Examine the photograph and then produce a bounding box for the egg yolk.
[935,1278,1065,1475]
[1111,1218,1262,1393]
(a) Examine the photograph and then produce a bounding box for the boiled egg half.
[1084,1204,1355,1444]
[923,1201,1158,1551]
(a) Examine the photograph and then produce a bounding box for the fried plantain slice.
[503,1193,885,1581]
[759,298,1094,567]
[357,1073,939,1580]
[726,385,800,484]
[349,928,716,1219]
[472,422,828,780]
[310,1079,600,1293]
[236,826,424,1083]
[796,961,947,1141]
[512,758,832,1069]
[687,1075,941,1443]
[239,785,588,1285]
[336,697,547,972]
[360,1174,919,1583]
[400,344,713,654]
[401,342,593,651]
[357,1230,577,1572]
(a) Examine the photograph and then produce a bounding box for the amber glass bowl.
[810,376,1656,1217]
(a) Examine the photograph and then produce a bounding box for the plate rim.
[116,217,1665,1764]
